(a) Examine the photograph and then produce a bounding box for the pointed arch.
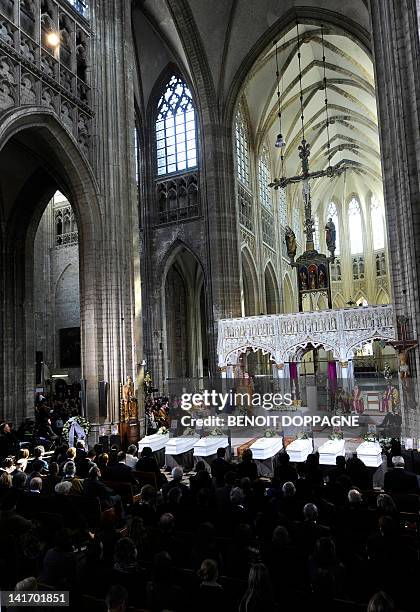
[161,240,207,380]
[241,247,259,316]
[283,273,295,313]
[376,288,390,305]
[333,293,346,308]
[264,262,280,314]
[0,106,104,421]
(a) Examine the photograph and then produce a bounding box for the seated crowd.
[0,441,418,611]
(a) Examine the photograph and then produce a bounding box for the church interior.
[1,0,420,610]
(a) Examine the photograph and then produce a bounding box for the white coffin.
[165,436,200,455]
[318,439,346,465]
[286,438,313,462]
[356,441,383,467]
[249,437,283,460]
[193,436,229,457]
[138,432,170,453]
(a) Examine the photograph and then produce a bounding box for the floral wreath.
[62,415,91,443]
[264,429,279,438]
[157,426,169,435]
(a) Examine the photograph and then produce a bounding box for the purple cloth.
[289,362,298,379]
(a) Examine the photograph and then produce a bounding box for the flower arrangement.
[209,428,224,436]
[62,415,91,443]
[363,434,378,444]
[264,429,279,438]
[297,432,309,440]
[157,426,169,435]
[328,431,344,440]
[362,433,392,452]
[182,427,197,437]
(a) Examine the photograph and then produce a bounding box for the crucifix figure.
[269,138,348,259]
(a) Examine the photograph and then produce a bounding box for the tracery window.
[55,204,78,248]
[376,252,387,277]
[156,75,197,176]
[352,256,365,280]
[258,145,272,211]
[278,187,287,227]
[371,195,385,250]
[313,214,320,250]
[348,198,363,254]
[293,208,301,243]
[327,202,340,255]
[330,258,341,281]
[235,103,250,187]
[64,0,89,19]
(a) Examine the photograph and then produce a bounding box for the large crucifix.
[269,138,350,258]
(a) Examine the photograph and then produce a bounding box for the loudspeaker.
[98,435,109,453]
[98,381,108,418]
[110,434,121,450]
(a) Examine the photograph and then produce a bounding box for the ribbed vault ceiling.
[240,23,382,209]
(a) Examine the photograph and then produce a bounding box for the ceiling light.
[275,133,286,148]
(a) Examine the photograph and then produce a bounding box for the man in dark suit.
[83,466,120,510]
[292,503,331,555]
[106,451,138,486]
[384,455,419,494]
[211,447,233,486]
[136,446,167,488]
[274,452,298,484]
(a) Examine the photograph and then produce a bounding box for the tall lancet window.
[313,214,320,250]
[327,201,340,255]
[348,198,363,254]
[235,103,250,187]
[371,195,385,250]
[278,187,287,226]
[156,75,197,176]
[258,144,272,210]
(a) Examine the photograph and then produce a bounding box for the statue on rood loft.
[285,226,297,261]
[325,217,336,255]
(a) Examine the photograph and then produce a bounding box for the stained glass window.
[278,187,287,226]
[327,202,340,255]
[235,104,250,187]
[348,198,363,254]
[156,76,197,176]
[371,196,385,250]
[313,214,320,250]
[258,145,272,210]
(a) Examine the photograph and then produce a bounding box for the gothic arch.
[241,246,259,316]
[0,106,103,421]
[376,288,390,305]
[224,8,371,133]
[264,262,280,314]
[160,241,207,380]
[283,273,295,314]
[333,293,346,308]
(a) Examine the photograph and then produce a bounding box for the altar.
[165,436,200,470]
[318,439,346,465]
[286,438,313,462]
[138,432,169,467]
[193,436,229,470]
[249,437,283,477]
[356,441,383,468]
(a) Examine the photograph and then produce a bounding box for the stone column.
[89,0,140,424]
[370,0,420,398]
